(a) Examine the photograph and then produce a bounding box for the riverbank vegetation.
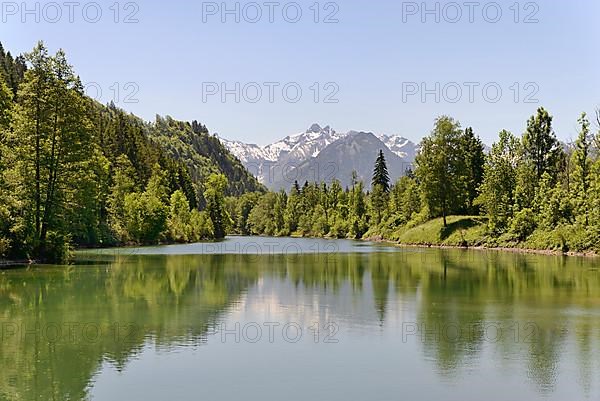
[2,41,599,262]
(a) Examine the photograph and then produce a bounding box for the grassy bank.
[392,216,488,247]
[365,216,599,256]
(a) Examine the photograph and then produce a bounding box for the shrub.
[190,210,214,241]
[43,231,72,263]
[509,208,536,241]
[168,190,192,243]
[124,192,168,244]
[0,236,10,258]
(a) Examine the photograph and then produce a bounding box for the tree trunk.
[442,203,447,227]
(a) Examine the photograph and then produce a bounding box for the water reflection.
[0,247,599,400]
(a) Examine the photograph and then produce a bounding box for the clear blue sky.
[3,0,599,145]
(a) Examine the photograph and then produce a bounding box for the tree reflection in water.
[0,249,598,400]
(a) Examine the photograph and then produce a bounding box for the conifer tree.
[372,149,390,192]
[461,127,485,214]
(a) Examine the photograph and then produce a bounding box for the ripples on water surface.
[1,237,599,401]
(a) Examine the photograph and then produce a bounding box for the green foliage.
[226,192,261,235]
[369,148,392,226]
[477,130,520,233]
[389,176,422,226]
[241,108,600,254]
[534,172,572,230]
[570,113,592,225]
[461,127,485,213]
[65,148,111,246]
[0,74,14,257]
[0,41,27,95]
[2,41,600,258]
[522,107,563,182]
[513,161,538,211]
[587,159,600,246]
[247,192,279,235]
[203,174,230,240]
[310,204,329,236]
[146,163,170,203]
[190,210,214,240]
[0,42,265,260]
[168,190,192,243]
[150,116,265,199]
[509,209,537,241]
[372,149,390,192]
[348,180,368,239]
[415,116,466,226]
[42,231,72,264]
[7,42,96,261]
[369,184,389,226]
[0,73,12,130]
[284,181,301,234]
[0,236,9,258]
[123,191,168,244]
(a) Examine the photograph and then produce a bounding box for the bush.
[168,190,192,243]
[190,210,214,241]
[124,192,168,244]
[0,236,10,258]
[550,224,595,252]
[43,231,72,263]
[328,212,349,238]
[509,208,536,241]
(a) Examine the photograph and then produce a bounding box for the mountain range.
[219,124,418,190]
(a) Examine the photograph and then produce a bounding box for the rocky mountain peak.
[307,123,323,133]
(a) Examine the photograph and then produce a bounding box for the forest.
[1,42,599,262]
[0,42,261,262]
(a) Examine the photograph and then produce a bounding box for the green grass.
[389,216,599,254]
[395,216,489,247]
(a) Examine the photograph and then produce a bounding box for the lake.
[1,237,599,400]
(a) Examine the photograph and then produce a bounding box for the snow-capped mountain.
[219,123,418,190]
[377,134,418,161]
[219,124,345,164]
[270,131,415,191]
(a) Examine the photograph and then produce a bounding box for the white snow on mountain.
[219,124,346,165]
[377,134,418,160]
[220,124,416,164]
[218,123,419,188]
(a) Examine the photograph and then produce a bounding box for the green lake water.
[0,237,599,400]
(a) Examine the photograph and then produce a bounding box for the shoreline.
[0,259,33,268]
[2,236,597,268]
[362,236,599,258]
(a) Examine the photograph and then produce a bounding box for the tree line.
[228,109,600,253]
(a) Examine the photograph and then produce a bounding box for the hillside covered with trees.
[150,116,264,198]
[0,42,262,262]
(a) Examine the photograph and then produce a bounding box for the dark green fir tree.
[372,150,390,193]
